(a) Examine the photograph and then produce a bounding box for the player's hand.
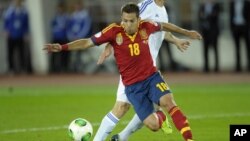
[187,30,202,40]
[43,43,62,52]
[97,44,112,65]
[175,39,191,52]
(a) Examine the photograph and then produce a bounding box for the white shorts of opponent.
[116,76,131,104]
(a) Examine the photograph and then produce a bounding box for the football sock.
[93,112,119,141]
[156,111,166,127]
[119,114,143,140]
[169,106,193,141]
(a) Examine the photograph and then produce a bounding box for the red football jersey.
[91,21,161,85]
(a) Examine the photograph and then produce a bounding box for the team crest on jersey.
[116,33,123,45]
[139,29,148,40]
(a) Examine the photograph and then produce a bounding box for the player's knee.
[160,94,176,111]
[112,102,130,118]
[116,102,130,114]
[119,102,130,112]
[145,122,160,132]
[143,115,160,131]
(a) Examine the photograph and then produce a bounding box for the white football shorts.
[116,76,130,104]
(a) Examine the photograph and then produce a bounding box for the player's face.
[121,12,140,35]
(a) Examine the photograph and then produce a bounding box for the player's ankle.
[156,111,166,127]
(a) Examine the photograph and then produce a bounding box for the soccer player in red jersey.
[44,3,201,141]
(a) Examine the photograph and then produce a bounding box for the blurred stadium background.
[0,0,249,73]
[0,0,250,141]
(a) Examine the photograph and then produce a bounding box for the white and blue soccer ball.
[68,118,93,141]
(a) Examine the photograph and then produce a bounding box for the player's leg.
[111,104,172,141]
[159,92,193,141]
[150,72,194,141]
[93,78,130,141]
[125,98,164,132]
[153,105,172,134]
[110,73,171,141]
[124,76,168,132]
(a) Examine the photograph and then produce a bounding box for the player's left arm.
[164,32,191,52]
[160,22,202,40]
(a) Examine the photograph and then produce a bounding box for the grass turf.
[0,83,250,141]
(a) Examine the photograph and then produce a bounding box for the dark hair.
[121,2,140,18]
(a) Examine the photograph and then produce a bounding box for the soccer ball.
[68,118,93,141]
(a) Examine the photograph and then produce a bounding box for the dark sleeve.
[91,24,115,45]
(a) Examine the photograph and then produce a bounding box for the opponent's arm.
[164,32,190,52]
[160,22,202,40]
[43,38,95,52]
[97,44,113,65]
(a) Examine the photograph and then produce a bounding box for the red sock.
[156,111,166,128]
[169,106,193,141]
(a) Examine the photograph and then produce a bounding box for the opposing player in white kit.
[93,0,191,141]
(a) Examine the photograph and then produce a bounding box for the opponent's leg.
[94,78,130,141]
[93,111,119,141]
[111,107,173,141]
[115,114,143,141]
[110,110,167,141]
[93,101,130,141]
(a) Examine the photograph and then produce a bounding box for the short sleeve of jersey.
[141,21,161,34]
[91,23,115,45]
[138,0,153,20]
[138,0,169,23]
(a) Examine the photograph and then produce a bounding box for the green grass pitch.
[0,83,250,141]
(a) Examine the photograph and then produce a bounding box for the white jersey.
[138,0,169,66]
[116,0,169,103]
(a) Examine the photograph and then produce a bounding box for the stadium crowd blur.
[0,0,250,75]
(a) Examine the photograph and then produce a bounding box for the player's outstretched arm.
[160,22,202,40]
[43,38,95,52]
[97,43,113,65]
[164,32,190,52]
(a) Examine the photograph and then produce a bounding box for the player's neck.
[154,0,165,7]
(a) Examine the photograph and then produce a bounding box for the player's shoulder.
[140,20,158,27]
[102,23,122,33]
